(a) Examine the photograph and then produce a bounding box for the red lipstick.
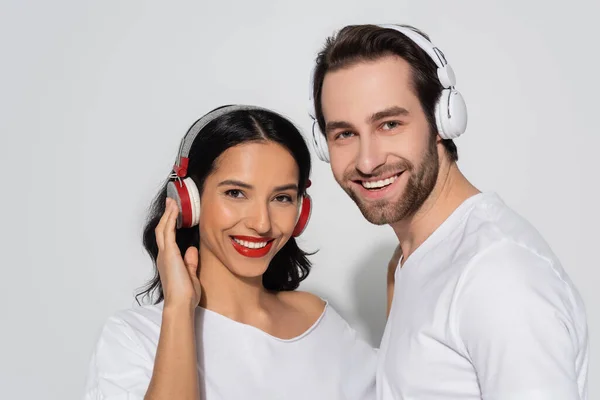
[230,235,274,258]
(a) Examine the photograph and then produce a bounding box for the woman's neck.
[197,244,273,320]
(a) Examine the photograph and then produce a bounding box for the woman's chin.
[225,261,271,283]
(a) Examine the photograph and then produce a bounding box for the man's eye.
[336,131,355,140]
[382,121,401,130]
[225,189,244,198]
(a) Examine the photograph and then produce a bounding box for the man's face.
[320,55,440,225]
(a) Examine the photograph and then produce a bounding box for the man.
[309,24,588,399]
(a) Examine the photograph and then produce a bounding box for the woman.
[83,105,377,399]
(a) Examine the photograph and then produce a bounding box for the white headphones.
[308,24,468,163]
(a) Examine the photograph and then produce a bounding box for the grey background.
[0,0,597,398]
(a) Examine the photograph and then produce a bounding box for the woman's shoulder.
[98,302,165,341]
[279,291,378,353]
[84,305,161,396]
[277,290,327,317]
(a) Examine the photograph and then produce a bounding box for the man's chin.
[349,193,400,225]
[349,189,418,226]
[356,203,399,225]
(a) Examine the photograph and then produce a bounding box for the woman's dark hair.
[136,106,313,304]
[312,24,458,162]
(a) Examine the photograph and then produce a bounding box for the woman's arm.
[145,306,199,400]
[145,198,202,400]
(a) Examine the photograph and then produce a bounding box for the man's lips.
[352,172,403,190]
[349,171,405,201]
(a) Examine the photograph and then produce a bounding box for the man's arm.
[453,241,586,400]
[387,244,402,318]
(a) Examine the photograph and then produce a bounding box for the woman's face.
[198,140,301,279]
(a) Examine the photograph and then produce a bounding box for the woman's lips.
[230,236,274,258]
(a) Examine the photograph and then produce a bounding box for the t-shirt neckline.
[399,192,495,271]
[193,300,330,343]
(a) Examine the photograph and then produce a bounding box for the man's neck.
[198,245,273,320]
[390,160,480,264]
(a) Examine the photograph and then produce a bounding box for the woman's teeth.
[233,238,269,249]
[361,174,400,189]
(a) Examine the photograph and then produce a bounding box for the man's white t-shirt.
[378,192,588,400]
[84,300,377,400]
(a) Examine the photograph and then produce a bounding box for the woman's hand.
[145,198,202,400]
[155,197,201,311]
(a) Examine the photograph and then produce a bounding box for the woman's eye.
[225,189,245,198]
[275,194,293,203]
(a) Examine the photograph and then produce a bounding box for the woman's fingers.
[184,246,201,304]
[183,246,199,277]
[164,198,180,255]
[155,199,201,309]
[154,198,172,251]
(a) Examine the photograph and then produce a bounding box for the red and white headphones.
[166,105,312,237]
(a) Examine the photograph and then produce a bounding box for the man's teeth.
[362,174,399,189]
[233,238,268,249]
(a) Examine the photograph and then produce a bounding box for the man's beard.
[342,135,439,225]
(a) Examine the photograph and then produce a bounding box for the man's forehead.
[321,60,417,124]
[323,56,413,86]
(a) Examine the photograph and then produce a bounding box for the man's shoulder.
[445,193,581,308]
[453,192,560,274]
[452,238,583,328]
[461,239,558,286]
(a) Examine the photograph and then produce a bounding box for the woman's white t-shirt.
[83,300,377,400]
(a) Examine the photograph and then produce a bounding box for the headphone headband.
[308,24,456,117]
[376,24,456,88]
[173,105,269,177]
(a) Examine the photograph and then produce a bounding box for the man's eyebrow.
[325,106,409,135]
[368,106,409,124]
[325,120,354,135]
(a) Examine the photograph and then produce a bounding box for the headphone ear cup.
[446,90,467,139]
[292,194,312,237]
[311,122,330,163]
[167,180,189,229]
[435,89,467,140]
[166,177,201,229]
[308,64,331,163]
[185,177,201,227]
